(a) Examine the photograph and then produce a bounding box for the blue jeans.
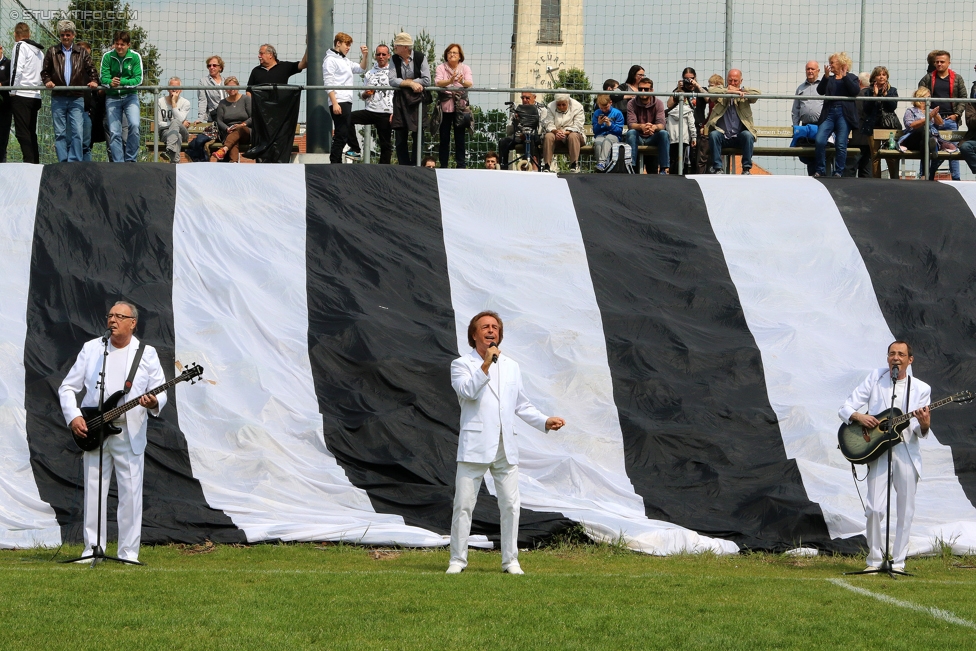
[51,95,85,162]
[709,129,755,172]
[815,105,849,175]
[106,93,141,162]
[624,129,670,170]
[82,111,92,161]
[926,117,960,180]
[960,139,976,174]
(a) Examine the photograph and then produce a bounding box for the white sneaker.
[446,563,464,574]
[503,563,524,575]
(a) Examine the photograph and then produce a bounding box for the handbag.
[879,110,901,131]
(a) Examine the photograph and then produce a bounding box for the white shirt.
[322,49,365,104]
[105,342,130,425]
[362,64,393,114]
[11,40,43,99]
[157,95,191,128]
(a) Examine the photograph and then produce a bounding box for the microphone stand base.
[59,544,144,567]
[844,559,912,579]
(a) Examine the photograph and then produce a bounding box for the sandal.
[213,147,227,161]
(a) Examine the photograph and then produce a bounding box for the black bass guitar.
[72,363,204,452]
[837,390,973,464]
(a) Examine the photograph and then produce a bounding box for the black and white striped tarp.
[3,164,976,556]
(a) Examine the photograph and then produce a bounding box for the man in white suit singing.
[447,311,565,575]
[59,301,167,563]
[839,340,931,572]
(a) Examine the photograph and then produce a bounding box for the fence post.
[677,95,684,175]
[923,98,930,179]
[416,101,423,166]
[153,87,160,162]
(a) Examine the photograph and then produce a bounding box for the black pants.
[439,112,467,168]
[329,102,353,164]
[394,128,420,166]
[10,95,42,164]
[0,101,12,163]
[348,109,393,164]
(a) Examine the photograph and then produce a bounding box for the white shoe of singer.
[446,563,464,574]
[503,563,524,575]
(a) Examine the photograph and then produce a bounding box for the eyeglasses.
[208,63,220,68]
[106,313,135,321]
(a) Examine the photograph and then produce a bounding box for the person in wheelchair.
[498,92,548,170]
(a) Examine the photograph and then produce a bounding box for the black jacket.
[817,73,861,128]
[859,86,899,134]
[0,55,10,106]
[40,43,97,96]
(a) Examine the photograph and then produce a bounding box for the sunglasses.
[208,64,220,68]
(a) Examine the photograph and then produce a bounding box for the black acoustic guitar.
[72,363,204,452]
[837,390,973,464]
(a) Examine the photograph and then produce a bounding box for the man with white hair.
[156,77,191,163]
[542,91,585,172]
[42,20,98,162]
[389,32,431,165]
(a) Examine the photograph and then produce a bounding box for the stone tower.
[510,0,585,91]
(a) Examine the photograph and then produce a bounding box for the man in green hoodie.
[100,30,143,162]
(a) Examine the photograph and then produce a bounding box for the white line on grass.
[827,578,976,629]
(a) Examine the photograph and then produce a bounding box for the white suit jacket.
[59,336,167,456]
[838,366,931,477]
[451,349,549,464]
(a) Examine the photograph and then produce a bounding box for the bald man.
[792,61,823,175]
[704,69,761,174]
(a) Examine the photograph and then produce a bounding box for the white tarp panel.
[0,165,61,548]
[437,169,739,555]
[696,175,976,555]
[171,165,455,545]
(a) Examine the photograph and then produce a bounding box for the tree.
[544,68,593,116]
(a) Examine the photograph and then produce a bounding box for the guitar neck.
[101,375,185,423]
[891,395,953,426]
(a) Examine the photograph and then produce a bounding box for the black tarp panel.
[821,178,976,508]
[567,174,855,551]
[23,163,245,544]
[304,165,575,545]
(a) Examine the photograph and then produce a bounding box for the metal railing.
[4,84,974,174]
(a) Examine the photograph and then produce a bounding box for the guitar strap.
[123,342,146,394]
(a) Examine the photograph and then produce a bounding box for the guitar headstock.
[179,363,205,384]
[950,390,974,404]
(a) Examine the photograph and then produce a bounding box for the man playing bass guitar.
[58,301,167,563]
[839,340,931,572]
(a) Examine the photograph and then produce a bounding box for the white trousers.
[864,442,918,568]
[82,427,144,561]
[449,436,520,569]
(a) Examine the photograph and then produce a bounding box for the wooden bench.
[151,122,304,161]
[869,128,967,179]
[557,124,829,173]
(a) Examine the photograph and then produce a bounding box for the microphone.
[891,364,900,380]
[101,328,113,342]
[488,342,498,363]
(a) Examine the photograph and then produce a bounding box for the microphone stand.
[60,332,142,567]
[846,366,911,578]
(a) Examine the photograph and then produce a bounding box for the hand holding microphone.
[489,342,498,363]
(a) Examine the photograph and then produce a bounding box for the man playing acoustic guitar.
[58,301,167,563]
[839,341,931,572]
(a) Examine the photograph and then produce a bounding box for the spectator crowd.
[0,22,974,177]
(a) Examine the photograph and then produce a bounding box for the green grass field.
[2,540,975,650]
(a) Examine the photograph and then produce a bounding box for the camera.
[681,78,695,92]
